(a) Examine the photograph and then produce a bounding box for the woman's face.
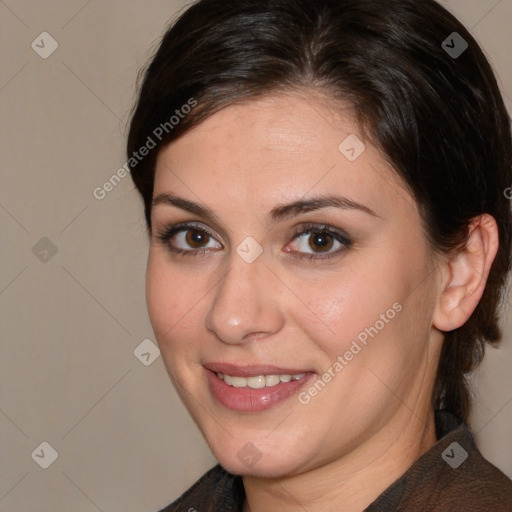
[146,92,442,477]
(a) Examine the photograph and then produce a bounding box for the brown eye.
[156,223,223,256]
[308,232,334,252]
[185,229,210,248]
[285,224,351,260]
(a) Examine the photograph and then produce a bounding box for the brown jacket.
[159,410,512,511]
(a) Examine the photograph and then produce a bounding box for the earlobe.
[433,214,499,332]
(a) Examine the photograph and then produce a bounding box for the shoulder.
[427,411,512,509]
[431,436,512,510]
[366,411,512,511]
[157,464,243,512]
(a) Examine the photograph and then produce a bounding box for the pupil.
[186,230,209,248]
[309,232,333,252]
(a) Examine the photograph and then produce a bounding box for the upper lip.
[203,362,312,377]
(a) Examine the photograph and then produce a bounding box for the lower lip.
[206,369,315,412]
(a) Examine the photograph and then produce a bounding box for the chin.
[216,453,297,479]
[205,433,312,478]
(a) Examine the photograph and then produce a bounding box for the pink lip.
[204,366,315,412]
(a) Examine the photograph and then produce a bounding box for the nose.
[205,251,285,345]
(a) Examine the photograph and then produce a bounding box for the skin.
[146,91,499,511]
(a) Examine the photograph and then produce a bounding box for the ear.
[433,214,499,332]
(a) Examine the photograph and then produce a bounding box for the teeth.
[265,375,280,387]
[217,372,306,388]
[230,376,248,388]
[247,375,266,389]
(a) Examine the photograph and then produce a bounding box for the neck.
[242,408,437,512]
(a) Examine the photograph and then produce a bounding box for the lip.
[203,362,312,377]
[204,365,315,412]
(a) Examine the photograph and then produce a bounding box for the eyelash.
[154,222,352,261]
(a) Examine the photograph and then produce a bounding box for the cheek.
[289,261,407,356]
[145,255,204,350]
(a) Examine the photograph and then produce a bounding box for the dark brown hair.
[127,0,512,423]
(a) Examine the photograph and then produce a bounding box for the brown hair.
[127,0,512,422]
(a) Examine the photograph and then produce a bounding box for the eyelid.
[290,222,351,245]
[159,221,223,243]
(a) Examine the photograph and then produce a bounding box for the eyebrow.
[152,192,379,225]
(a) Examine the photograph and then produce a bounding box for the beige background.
[0,0,511,510]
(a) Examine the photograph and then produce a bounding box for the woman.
[127,0,512,510]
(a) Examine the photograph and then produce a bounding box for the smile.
[218,372,306,388]
[204,364,315,412]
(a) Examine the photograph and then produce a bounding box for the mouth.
[204,363,315,412]
[217,372,306,388]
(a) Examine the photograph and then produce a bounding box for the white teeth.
[230,376,248,388]
[217,372,306,388]
[247,375,266,389]
[265,375,280,387]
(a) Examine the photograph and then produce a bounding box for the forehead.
[153,92,413,219]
